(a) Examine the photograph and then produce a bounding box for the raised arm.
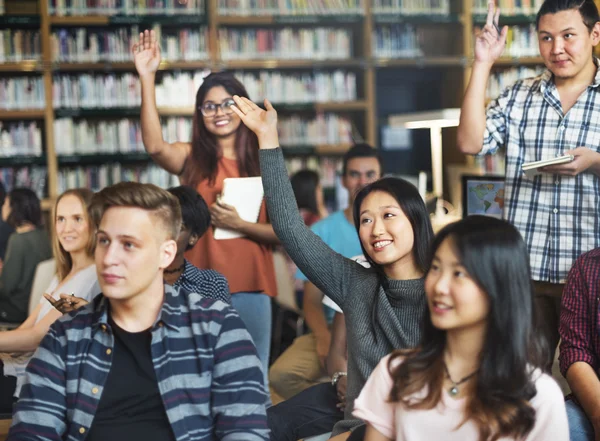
[457,1,507,154]
[133,30,190,175]
[230,96,363,308]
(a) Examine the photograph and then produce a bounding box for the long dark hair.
[6,188,43,228]
[181,72,260,188]
[352,177,434,278]
[291,169,320,216]
[389,216,544,441]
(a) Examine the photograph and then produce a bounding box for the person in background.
[163,186,231,305]
[0,180,15,263]
[0,188,99,413]
[7,182,268,441]
[134,31,277,390]
[559,247,600,441]
[0,188,52,324]
[354,216,568,441]
[457,0,600,368]
[269,146,383,405]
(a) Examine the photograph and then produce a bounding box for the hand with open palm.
[474,1,508,64]
[132,29,161,78]
[231,96,280,149]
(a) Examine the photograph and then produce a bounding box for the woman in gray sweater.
[231,96,434,440]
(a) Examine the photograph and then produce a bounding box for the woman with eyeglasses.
[132,30,278,394]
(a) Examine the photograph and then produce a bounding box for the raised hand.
[132,29,161,78]
[474,1,508,64]
[230,96,280,149]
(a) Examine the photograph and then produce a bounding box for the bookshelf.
[2,0,599,207]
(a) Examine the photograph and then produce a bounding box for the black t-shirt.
[86,316,176,441]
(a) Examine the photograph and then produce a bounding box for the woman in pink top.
[353,216,569,441]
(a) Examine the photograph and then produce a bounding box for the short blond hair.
[90,182,182,240]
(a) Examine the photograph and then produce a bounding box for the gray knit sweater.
[260,148,426,434]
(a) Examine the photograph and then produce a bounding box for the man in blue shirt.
[8,182,268,441]
[269,144,383,403]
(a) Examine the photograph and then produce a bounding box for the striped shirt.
[8,284,269,441]
[483,62,600,283]
[172,260,231,305]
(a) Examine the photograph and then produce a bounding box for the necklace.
[443,362,479,397]
[164,262,185,275]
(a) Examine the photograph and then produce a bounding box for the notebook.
[522,155,574,178]
[214,177,264,240]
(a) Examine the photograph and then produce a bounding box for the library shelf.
[472,13,536,25]
[48,14,206,26]
[0,155,46,166]
[53,60,211,72]
[372,13,462,24]
[41,198,53,211]
[57,153,152,165]
[0,14,40,25]
[220,59,364,70]
[215,14,364,26]
[0,61,42,72]
[54,107,143,118]
[494,56,544,66]
[0,110,45,119]
[281,144,352,156]
[374,57,465,68]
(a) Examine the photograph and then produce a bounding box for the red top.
[185,157,277,297]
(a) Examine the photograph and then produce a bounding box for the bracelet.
[331,371,347,386]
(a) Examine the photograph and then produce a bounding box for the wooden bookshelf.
[4,0,595,205]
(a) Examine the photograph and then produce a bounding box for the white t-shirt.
[353,354,569,441]
[1,263,100,396]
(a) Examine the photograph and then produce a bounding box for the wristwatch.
[331,371,347,386]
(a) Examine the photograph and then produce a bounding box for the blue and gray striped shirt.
[8,284,269,441]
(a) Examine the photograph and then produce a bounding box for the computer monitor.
[461,174,505,219]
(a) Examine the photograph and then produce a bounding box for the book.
[214,177,264,240]
[522,154,574,178]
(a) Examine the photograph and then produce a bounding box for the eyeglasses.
[199,99,236,117]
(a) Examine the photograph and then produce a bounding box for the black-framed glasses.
[199,98,236,117]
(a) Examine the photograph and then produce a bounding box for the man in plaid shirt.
[457,0,600,367]
[559,249,600,441]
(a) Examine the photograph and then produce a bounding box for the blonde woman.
[0,188,100,412]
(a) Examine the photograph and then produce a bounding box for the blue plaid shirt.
[483,62,600,284]
[172,260,231,305]
[8,284,268,441]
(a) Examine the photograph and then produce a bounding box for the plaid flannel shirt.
[483,62,600,283]
[8,284,268,441]
[559,247,600,378]
[172,259,231,305]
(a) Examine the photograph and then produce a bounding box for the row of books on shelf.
[372,24,422,59]
[52,114,354,155]
[48,0,205,16]
[217,0,364,15]
[0,121,42,158]
[57,163,179,194]
[0,30,41,63]
[486,65,545,99]
[473,0,542,15]
[236,70,357,104]
[371,0,449,15]
[51,26,208,63]
[285,156,340,188]
[53,73,142,109]
[0,77,45,110]
[218,28,352,61]
[0,166,46,199]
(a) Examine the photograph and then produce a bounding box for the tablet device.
[461,174,505,219]
[522,154,574,178]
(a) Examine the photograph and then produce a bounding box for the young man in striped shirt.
[457,0,600,368]
[7,182,269,441]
